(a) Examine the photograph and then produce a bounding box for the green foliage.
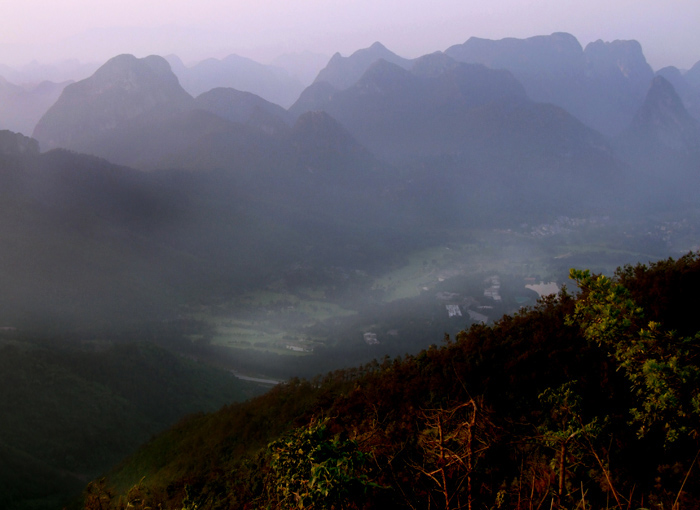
[538,381,602,503]
[538,381,601,448]
[568,268,700,443]
[80,255,700,510]
[266,419,379,509]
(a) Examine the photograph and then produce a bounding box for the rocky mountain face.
[617,76,700,162]
[292,52,624,221]
[33,54,195,155]
[292,54,528,158]
[627,76,700,151]
[655,66,700,121]
[445,33,654,136]
[615,76,700,210]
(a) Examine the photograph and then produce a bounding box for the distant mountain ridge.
[292,51,625,222]
[313,41,413,90]
[6,34,700,510]
[33,54,195,155]
[0,77,69,136]
[655,65,700,121]
[167,53,305,108]
[616,75,700,167]
[445,32,655,136]
[194,87,293,127]
[32,54,302,168]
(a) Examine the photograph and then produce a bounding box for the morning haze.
[2,1,699,68]
[2,2,700,510]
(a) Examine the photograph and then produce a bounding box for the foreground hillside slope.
[86,254,700,510]
[0,337,263,510]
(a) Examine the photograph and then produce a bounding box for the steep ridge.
[655,66,700,121]
[445,33,654,136]
[616,76,700,205]
[169,53,304,108]
[292,54,528,158]
[33,54,196,157]
[0,77,68,136]
[626,75,700,152]
[313,41,413,90]
[31,55,296,169]
[291,53,623,220]
[684,59,700,89]
[0,119,419,326]
[0,130,198,327]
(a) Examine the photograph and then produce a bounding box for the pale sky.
[1,0,699,70]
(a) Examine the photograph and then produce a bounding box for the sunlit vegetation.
[83,254,700,509]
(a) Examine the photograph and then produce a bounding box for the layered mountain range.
[3,32,700,510]
[0,33,697,325]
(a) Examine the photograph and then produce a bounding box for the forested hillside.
[83,254,700,509]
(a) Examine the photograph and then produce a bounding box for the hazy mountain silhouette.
[615,76,700,210]
[655,66,700,121]
[168,53,305,108]
[618,76,700,157]
[0,77,69,136]
[33,54,195,156]
[0,59,99,84]
[684,59,700,89]
[292,54,527,158]
[292,52,611,165]
[31,55,287,169]
[292,52,624,221]
[0,130,192,326]
[445,33,654,136]
[195,87,293,126]
[313,41,413,90]
[0,126,411,327]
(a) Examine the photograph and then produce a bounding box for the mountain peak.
[635,76,696,127]
[312,42,412,90]
[625,75,700,153]
[685,59,700,89]
[88,54,183,92]
[583,39,653,94]
[368,41,388,51]
[33,54,194,152]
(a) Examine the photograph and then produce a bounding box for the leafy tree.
[537,381,601,507]
[567,268,700,443]
[266,418,380,509]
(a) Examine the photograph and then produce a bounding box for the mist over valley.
[3,29,700,509]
